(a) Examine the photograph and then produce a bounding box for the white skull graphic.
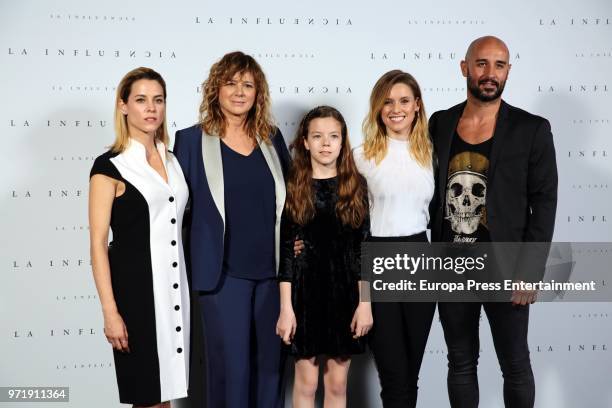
[445,171,487,234]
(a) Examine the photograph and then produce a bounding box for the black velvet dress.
[278,177,370,358]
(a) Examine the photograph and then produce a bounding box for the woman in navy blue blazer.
[173,51,290,408]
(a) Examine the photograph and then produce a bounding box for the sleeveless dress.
[90,139,190,405]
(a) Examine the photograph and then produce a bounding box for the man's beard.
[467,70,506,102]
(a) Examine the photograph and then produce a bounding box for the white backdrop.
[1,0,611,407]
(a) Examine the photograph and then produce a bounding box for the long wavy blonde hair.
[199,51,274,141]
[111,67,169,153]
[362,70,432,167]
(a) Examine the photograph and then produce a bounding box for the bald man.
[429,36,558,407]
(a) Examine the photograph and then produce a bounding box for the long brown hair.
[285,106,368,228]
[362,70,432,167]
[111,67,169,153]
[199,51,274,141]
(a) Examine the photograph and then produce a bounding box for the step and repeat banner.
[1,0,610,406]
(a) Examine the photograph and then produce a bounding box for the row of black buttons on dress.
[170,195,183,354]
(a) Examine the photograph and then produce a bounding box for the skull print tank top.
[442,131,493,243]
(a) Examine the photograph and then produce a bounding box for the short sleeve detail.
[90,151,122,180]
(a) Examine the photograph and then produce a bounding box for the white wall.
[1,0,610,406]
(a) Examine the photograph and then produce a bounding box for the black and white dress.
[90,139,190,405]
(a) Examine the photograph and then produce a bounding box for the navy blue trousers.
[197,275,284,408]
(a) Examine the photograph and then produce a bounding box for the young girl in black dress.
[276,105,372,407]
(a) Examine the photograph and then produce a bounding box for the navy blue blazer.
[174,125,291,291]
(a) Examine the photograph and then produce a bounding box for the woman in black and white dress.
[89,67,190,407]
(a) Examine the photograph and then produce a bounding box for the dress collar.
[125,137,167,165]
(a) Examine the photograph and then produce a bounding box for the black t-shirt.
[442,132,493,243]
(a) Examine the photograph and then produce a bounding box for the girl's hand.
[350,302,373,339]
[293,237,305,257]
[104,312,129,352]
[276,308,297,345]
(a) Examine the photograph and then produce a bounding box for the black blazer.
[429,100,558,280]
[429,100,558,261]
